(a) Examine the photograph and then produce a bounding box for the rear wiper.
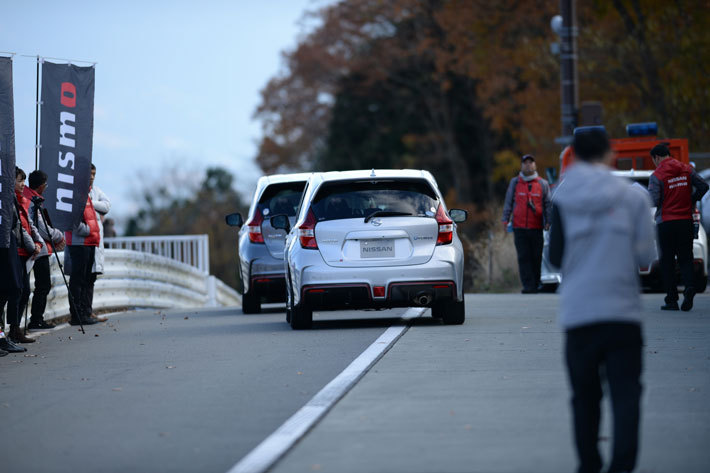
[364,210,412,223]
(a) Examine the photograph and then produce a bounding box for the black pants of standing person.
[657,219,694,303]
[86,272,98,316]
[0,256,29,327]
[513,228,543,293]
[68,246,95,323]
[566,322,643,473]
[30,255,52,323]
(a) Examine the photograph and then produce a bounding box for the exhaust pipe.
[414,292,432,306]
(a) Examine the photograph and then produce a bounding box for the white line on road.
[226,307,426,473]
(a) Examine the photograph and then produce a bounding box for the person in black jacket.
[0,173,32,354]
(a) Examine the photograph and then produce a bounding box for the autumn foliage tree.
[125,167,248,289]
[254,0,710,210]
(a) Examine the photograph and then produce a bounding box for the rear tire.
[695,273,708,293]
[290,302,312,330]
[242,290,261,314]
[433,299,465,325]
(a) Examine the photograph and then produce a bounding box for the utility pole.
[559,0,578,140]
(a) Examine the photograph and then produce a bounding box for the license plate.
[360,239,395,258]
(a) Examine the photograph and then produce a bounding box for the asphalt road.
[272,293,710,473]
[0,305,410,473]
[2,294,708,473]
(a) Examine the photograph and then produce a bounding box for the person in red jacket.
[502,154,552,293]
[0,167,42,347]
[648,144,709,311]
[65,191,101,326]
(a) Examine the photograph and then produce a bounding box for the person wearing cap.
[549,127,656,473]
[23,170,66,330]
[648,143,708,311]
[501,154,552,293]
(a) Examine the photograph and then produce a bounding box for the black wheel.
[290,302,312,330]
[242,289,261,314]
[432,299,465,325]
[694,273,708,293]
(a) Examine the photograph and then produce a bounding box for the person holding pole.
[22,170,65,329]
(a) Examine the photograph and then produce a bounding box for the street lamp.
[551,1,578,146]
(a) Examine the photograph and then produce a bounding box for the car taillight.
[299,208,318,249]
[246,208,265,243]
[435,204,453,245]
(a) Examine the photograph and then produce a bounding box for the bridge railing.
[104,234,210,274]
[23,234,240,325]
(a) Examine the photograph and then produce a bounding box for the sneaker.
[0,338,27,353]
[681,289,695,312]
[661,301,679,311]
[28,320,57,330]
[91,314,108,322]
[0,348,8,357]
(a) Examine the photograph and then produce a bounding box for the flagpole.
[34,55,40,170]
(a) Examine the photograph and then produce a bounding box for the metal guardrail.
[104,235,210,274]
[24,248,241,324]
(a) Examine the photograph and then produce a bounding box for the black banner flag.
[0,56,15,248]
[39,61,95,232]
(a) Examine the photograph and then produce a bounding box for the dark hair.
[91,163,96,171]
[15,166,26,180]
[28,170,48,189]
[650,143,670,159]
[573,127,611,162]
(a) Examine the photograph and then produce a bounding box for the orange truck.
[560,122,689,172]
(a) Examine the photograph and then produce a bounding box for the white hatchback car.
[270,169,468,329]
[541,169,708,292]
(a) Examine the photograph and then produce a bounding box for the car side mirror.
[448,209,468,223]
[270,214,291,233]
[225,213,243,227]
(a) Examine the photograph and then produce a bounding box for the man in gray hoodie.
[549,127,656,473]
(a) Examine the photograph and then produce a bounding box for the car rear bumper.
[250,275,287,302]
[301,280,457,310]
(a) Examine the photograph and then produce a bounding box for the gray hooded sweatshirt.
[549,162,656,329]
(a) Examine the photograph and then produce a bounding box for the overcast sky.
[2,0,331,228]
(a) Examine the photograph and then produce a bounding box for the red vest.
[65,196,101,247]
[653,158,694,222]
[15,190,42,257]
[512,177,544,229]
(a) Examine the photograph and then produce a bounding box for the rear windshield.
[311,179,439,221]
[259,181,307,217]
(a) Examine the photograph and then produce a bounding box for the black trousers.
[565,322,643,473]
[30,255,52,323]
[0,256,29,326]
[657,219,694,302]
[87,272,98,314]
[513,228,543,291]
[68,246,95,323]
